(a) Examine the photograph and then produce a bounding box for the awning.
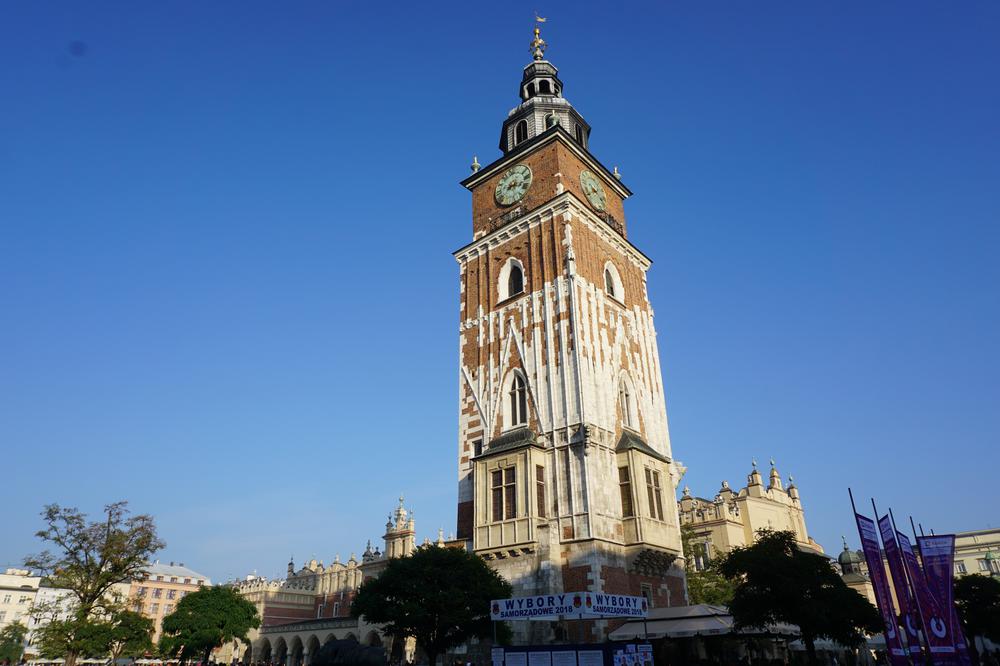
[609,604,799,641]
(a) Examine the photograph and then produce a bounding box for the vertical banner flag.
[898,530,959,666]
[878,514,924,659]
[854,512,908,666]
[918,535,972,666]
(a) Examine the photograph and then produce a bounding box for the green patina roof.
[477,427,542,458]
[616,430,670,463]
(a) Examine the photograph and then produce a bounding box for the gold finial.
[531,14,548,60]
[471,155,481,173]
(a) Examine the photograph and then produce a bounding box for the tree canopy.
[954,573,1000,662]
[159,585,260,664]
[718,529,881,665]
[24,501,163,666]
[0,622,28,664]
[351,545,512,666]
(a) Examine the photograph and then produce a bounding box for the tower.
[454,25,686,642]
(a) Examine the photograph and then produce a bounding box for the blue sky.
[2,2,998,582]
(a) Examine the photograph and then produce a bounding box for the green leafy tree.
[24,502,164,666]
[681,524,735,605]
[107,610,154,663]
[159,585,260,664]
[954,574,1000,664]
[0,622,28,663]
[351,545,512,666]
[718,529,881,666]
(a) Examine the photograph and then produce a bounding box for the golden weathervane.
[531,13,548,60]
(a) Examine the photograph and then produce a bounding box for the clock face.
[495,164,533,206]
[580,170,607,211]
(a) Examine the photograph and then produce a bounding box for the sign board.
[490,592,649,621]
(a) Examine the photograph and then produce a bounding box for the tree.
[159,585,260,664]
[351,545,513,666]
[107,610,154,663]
[681,524,735,605]
[954,574,1000,664]
[718,529,881,666]
[0,622,28,664]
[24,502,164,666]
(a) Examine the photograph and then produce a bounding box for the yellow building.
[678,460,823,570]
[128,561,211,643]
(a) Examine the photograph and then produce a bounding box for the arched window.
[539,80,551,95]
[515,120,528,145]
[605,269,616,297]
[509,374,528,426]
[508,263,524,297]
[619,381,634,428]
[545,113,557,128]
[604,261,624,301]
[527,83,536,97]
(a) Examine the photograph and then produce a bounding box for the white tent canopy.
[609,604,799,641]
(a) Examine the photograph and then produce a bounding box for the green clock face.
[580,170,607,211]
[495,164,533,206]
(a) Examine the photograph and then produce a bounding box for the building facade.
[127,561,211,643]
[0,568,40,632]
[678,460,823,570]
[454,27,686,643]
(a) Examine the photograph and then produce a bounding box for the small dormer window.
[515,120,528,145]
[575,125,584,145]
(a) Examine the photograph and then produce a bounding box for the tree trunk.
[803,635,818,666]
[66,650,78,666]
[204,645,213,665]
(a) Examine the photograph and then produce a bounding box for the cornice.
[453,192,652,272]
[460,125,632,200]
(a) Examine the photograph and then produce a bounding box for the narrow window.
[508,263,524,297]
[536,465,546,518]
[504,467,517,520]
[491,470,504,522]
[333,602,340,616]
[575,125,584,145]
[527,83,536,97]
[605,269,616,297]
[645,468,665,520]
[515,120,528,145]
[618,466,634,518]
[619,382,633,428]
[473,439,483,457]
[640,583,653,608]
[509,374,528,426]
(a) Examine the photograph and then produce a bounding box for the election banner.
[898,531,958,665]
[854,512,908,666]
[878,514,924,659]
[918,535,972,666]
[491,592,649,621]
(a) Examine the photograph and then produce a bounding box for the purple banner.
[918,535,972,666]
[898,531,959,665]
[854,513,907,665]
[878,515,923,659]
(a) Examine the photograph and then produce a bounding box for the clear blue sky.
[2,2,998,582]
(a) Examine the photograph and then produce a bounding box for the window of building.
[197,580,204,585]
[545,114,556,128]
[18,596,29,604]
[618,466,634,518]
[575,125,584,145]
[0,611,6,622]
[473,439,483,457]
[164,604,173,614]
[2,594,10,604]
[155,576,163,582]
[152,589,162,598]
[133,603,142,613]
[619,382,634,429]
[515,120,528,145]
[640,583,653,608]
[170,577,177,583]
[956,561,967,574]
[536,466,546,518]
[491,467,517,522]
[979,560,990,572]
[605,269,616,296]
[136,587,146,598]
[539,80,551,95]
[184,578,191,584]
[167,590,176,600]
[150,603,159,614]
[508,263,524,298]
[645,468,665,520]
[509,374,528,426]
[333,602,340,616]
[604,262,624,301]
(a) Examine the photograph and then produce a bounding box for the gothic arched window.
[605,269,616,297]
[509,374,528,426]
[515,120,528,145]
[604,261,624,301]
[508,263,524,298]
[619,381,634,429]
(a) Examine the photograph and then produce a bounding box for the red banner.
[854,513,908,665]
[917,535,972,666]
[878,515,924,660]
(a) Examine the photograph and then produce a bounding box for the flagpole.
[890,508,931,662]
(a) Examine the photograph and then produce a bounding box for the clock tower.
[454,26,686,642]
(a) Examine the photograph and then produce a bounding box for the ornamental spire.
[531,14,548,60]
